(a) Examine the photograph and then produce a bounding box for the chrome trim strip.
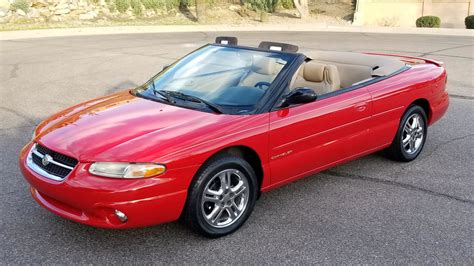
[26,143,71,182]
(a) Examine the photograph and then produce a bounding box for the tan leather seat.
[292,62,341,95]
[240,57,277,87]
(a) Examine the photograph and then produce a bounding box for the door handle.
[354,102,368,112]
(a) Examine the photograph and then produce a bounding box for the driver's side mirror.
[281,87,317,107]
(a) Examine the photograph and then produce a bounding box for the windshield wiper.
[158,90,223,114]
[153,89,174,103]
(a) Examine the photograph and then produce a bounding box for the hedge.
[465,15,474,29]
[416,16,441,28]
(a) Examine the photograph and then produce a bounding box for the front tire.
[387,105,428,162]
[183,156,258,238]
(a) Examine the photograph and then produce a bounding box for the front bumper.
[19,143,199,229]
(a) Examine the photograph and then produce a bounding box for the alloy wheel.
[402,113,424,154]
[201,169,249,228]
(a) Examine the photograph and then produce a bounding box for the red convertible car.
[19,37,448,237]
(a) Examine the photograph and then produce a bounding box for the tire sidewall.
[187,156,258,237]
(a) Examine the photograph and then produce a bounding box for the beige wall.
[354,0,473,28]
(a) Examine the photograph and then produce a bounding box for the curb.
[1,24,473,40]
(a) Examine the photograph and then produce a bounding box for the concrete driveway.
[0,31,473,264]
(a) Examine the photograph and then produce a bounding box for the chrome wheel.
[402,113,424,154]
[201,169,249,228]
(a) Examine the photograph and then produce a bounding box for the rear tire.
[387,105,428,162]
[183,155,258,238]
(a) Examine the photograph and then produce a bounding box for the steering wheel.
[254,81,271,90]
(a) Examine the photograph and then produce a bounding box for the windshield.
[135,45,295,114]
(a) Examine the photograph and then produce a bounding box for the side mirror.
[281,87,317,107]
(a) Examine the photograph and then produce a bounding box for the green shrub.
[130,0,143,16]
[416,16,441,28]
[11,0,30,13]
[108,3,116,13]
[141,0,158,10]
[280,0,294,9]
[465,15,474,29]
[115,0,129,13]
[247,0,279,13]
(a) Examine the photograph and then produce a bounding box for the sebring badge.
[42,154,53,166]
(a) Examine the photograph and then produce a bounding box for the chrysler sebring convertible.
[19,37,449,237]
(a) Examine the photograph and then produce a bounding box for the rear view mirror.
[282,87,317,107]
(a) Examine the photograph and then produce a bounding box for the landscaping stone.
[50,15,62,21]
[32,1,49,8]
[16,9,26,16]
[28,8,41,18]
[54,8,70,15]
[145,9,155,17]
[79,10,96,20]
[55,3,69,10]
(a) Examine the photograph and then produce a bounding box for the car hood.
[36,91,244,162]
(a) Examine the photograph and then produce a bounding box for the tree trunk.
[195,0,206,21]
[294,0,309,19]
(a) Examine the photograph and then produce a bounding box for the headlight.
[89,162,166,179]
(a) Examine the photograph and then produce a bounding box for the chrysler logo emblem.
[42,154,53,166]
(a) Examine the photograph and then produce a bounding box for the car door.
[268,87,373,187]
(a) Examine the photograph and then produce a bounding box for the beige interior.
[237,50,406,98]
[289,50,406,95]
[291,62,341,95]
[306,51,405,77]
[240,57,278,87]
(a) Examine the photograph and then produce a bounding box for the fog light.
[114,210,128,223]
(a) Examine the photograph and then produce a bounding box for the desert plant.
[465,15,474,29]
[416,16,441,28]
[130,0,142,16]
[141,0,159,10]
[280,0,294,9]
[247,0,279,13]
[108,3,116,12]
[115,0,129,13]
[11,0,30,13]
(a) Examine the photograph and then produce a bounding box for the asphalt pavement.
[0,31,473,264]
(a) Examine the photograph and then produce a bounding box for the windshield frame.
[133,44,300,115]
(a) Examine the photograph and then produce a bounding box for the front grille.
[30,144,78,180]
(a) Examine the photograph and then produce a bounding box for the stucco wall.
[354,0,473,28]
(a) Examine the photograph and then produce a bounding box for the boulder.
[55,3,69,10]
[50,15,62,22]
[69,9,85,16]
[229,5,240,11]
[145,9,155,17]
[32,1,48,8]
[27,8,40,18]
[16,9,26,16]
[38,7,51,16]
[79,10,97,20]
[54,8,70,15]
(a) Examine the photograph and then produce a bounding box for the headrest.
[324,65,341,89]
[303,62,325,82]
[252,57,277,75]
